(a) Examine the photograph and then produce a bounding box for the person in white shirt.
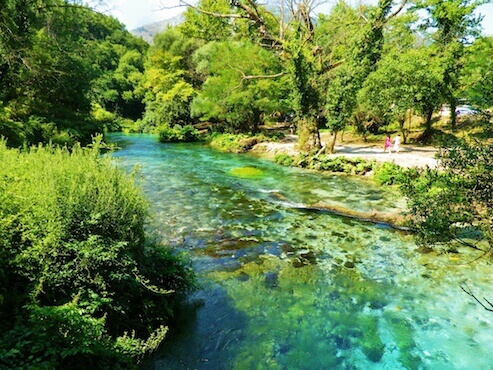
[393,134,401,153]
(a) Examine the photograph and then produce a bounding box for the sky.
[104,0,493,35]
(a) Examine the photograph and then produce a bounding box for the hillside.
[130,14,183,43]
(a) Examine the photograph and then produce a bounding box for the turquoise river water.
[109,133,493,370]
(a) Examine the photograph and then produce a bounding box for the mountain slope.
[130,14,183,43]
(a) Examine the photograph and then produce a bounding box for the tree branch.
[241,72,285,80]
[461,284,493,312]
[386,0,409,22]
[228,64,285,82]
[178,0,244,18]
[176,0,282,48]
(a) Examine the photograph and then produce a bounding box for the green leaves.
[359,47,443,128]
[400,140,493,252]
[0,139,196,367]
[191,40,286,133]
[1,1,148,145]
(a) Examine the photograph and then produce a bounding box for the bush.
[373,162,405,185]
[208,133,260,152]
[285,153,375,175]
[158,124,201,143]
[274,153,295,166]
[0,137,196,368]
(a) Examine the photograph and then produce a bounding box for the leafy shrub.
[0,137,196,368]
[373,162,405,185]
[158,124,201,143]
[91,103,120,132]
[273,143,376,175]
[262,130,285,141]
[274,153,295,166]
[295,151,311,168]
[208,133,260,152]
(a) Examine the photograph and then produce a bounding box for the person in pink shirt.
[384,135,392,153]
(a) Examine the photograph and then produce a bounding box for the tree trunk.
[424,108,433,132]
[313,128,321,149]
[328,130,338,153]
[297,118,321,151]
[398,118,407,144]
[450,98,457,130]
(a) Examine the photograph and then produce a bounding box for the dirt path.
[254,134,439,168]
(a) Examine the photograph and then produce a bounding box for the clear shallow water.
[109,133,493,370]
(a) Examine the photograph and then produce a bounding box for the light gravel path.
[331,143,439,168]
[254,134,440,169]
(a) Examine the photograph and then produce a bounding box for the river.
[109,133,493,370]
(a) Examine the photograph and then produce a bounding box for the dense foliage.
[274,151,375,175]
[124,0,491,150]
[0,0,147,146]
[0,139,196,368]
[400,140,493,253]
[209,132,273,153]
[158,124,201,143]
[3,0,491,147]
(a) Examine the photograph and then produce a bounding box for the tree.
[140,28,200,131]
[358,47,443,141]
[324,0,406,152]
[90,25,149,122]
[461,36,493,109]
[415,0,485,129]
[191,40,287,132]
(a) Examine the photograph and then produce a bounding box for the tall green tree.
[358,47,443,141]
[90,25,149,122]
[415,0,485,129]
[324,0,406,152]
[191,40,287,132]
[140,28,200,130]
[461,36,493,109]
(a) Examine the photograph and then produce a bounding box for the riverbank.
[253,134,440,169]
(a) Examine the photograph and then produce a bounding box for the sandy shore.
[254,134,440,169]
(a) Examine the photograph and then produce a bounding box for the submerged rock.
[292,250,317,268]
[344,261,355,269]
[264,271,279,289]
[334,335,351,350]
[416,246,434,254]
[237,272,250,282]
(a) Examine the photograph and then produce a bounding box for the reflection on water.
[109,133,493,370]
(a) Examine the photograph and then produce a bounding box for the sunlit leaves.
[461,36,493,108]
[191,40,286,132]
[358,47,443,126]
